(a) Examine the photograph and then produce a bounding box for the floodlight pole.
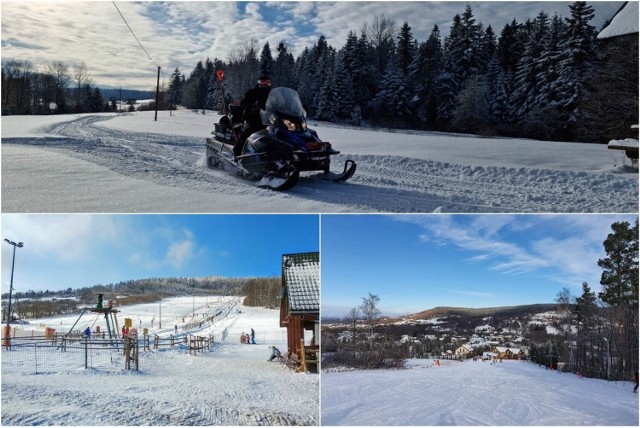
[4,239,24,326]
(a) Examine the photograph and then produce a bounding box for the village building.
[279,252,319,373]
[597,1,639,159]
[491,346,528,360]
[454,344,475,359]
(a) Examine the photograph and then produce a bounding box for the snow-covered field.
[1,296,318,425]
[2,110,637,213]
[321,358,638,426]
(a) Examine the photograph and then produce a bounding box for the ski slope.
[1,111,637,213]
[321,358,638,426]
[1,297,319,426]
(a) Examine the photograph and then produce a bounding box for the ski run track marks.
[1,298,318,426]
[321,358,639,426]
[1,111,637,213]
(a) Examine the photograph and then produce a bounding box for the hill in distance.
[404,304,559,321]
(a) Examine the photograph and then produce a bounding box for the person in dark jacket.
[268,346,281,361]
[234,75,272,157]
[84,327,91,338]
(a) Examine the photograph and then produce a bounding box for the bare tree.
[360,293,381,344]
[363,14,397,72]
[72,62,93,113]
[47,61,70,113]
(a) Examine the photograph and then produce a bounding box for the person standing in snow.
[84,327,91,339]
[251,328,256,344]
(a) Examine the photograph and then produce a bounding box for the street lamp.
[4,239,24,327]
[603,337,611,380]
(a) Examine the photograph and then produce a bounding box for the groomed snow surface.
[322,358,638,426]
[2,110,637,213]
[1,297,318,426]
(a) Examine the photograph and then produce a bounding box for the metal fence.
[1,336,125,375]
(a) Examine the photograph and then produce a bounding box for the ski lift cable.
[112,1,162,70]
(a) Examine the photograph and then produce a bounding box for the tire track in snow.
[3,114,637,213]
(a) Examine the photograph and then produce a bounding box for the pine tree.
[316,57,338,122]
[259,41,274,78]
[550,1,597,134]
[410,25,443,126]
[167,67,184,111]
[598,219,639,307]
[333,52,361,125]
[273,41,296,88]
[396,22,416,77]
[370,57,413,124]
[512,11,550,119]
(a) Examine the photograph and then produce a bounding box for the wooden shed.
[279,252,319,372]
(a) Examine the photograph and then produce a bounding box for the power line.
[112,1,161,69]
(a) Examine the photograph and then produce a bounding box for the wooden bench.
[282,351,301,371]
[608,139,639,160]
[608,124,639,162]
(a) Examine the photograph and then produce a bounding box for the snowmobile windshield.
[261,87,306,126]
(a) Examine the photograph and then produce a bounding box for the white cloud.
[1,1,622,89]
[164,230,195,269]
[395,214,635,289]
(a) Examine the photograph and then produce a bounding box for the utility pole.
[4,239,23,326]
[154,66,160,121]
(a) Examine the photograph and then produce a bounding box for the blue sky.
[1,214,319,293]
[321,214,638,318]
[1,1,625,89]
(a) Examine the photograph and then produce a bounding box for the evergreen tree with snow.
[512,11,550,120]
[370,57,413,125]
[167,67,184,111]
[343,30,375,118]
[333,51,361,125]
[273,41,296,88]
[316,57,338,122]
[259,42,274,78]
[396,22,416,77]
[410,25,443,126]
[548,1,598,137]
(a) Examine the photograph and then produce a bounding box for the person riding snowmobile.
[234,75,273,158]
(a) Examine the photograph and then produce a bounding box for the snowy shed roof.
[597,1,639,39]
[282,252,319,314]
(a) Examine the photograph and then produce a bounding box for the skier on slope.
[234,75,273,158]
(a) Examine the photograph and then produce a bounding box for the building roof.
[282,252,319,314]
[598,1,639,39]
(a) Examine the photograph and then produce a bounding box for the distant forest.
[1,276,248,320]
[166,1,637,143]
[2,2,637,144]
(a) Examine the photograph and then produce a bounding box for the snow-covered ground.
[321,358,638,426]
[1,296,318,425]
[2,110,637,213]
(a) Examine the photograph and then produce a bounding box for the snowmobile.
[206,87,356,191]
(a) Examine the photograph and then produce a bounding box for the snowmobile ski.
[324,159,357,183]
[256,170,300,191]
